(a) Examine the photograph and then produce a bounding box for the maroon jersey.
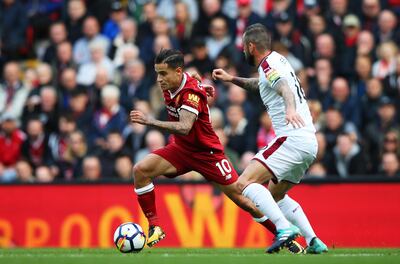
[163,73,223,153]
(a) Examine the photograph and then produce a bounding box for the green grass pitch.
[1,248,399,264]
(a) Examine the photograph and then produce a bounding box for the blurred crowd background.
[0,0,400,183]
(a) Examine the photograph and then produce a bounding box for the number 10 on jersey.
[216,159,233,181]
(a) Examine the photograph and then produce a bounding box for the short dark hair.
[338,132,351,138]
[50,21,65,29]
[154,49,184,69]
[243,23,272,51]
[27,116,42,124]
[59,112,75,123]
[108,129,122,137]
[70,86,87,97]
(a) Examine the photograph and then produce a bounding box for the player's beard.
[244,50,256,66]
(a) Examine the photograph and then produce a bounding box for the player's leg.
[193,153,277,234]
[216,181,303,254]
[216,182,276,234]
[133,153,177,247]
[193,149,298,253]
[269,180,328,253]
[237,160,300,253]
[269,180,317,242]
[237,160,292,230]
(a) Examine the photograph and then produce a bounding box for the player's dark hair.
[154,49,184,69]
[243,23,272,51]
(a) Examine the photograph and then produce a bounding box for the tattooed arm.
[274,79,305,128]
[231,77,259,92]
[275,79,296,111]
[212,68,259,92]
[130,109,196,135]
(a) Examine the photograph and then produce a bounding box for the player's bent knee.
[236,178,252,193]
[133,162,153,181]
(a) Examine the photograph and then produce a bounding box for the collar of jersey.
[257,50,273,68]
[169,73,187,99]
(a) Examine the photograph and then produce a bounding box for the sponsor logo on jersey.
[265,68,281,84]
[187,93,200,107]
[188,94,200,103]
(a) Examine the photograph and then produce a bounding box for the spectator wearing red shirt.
[0,113,26,182]
[0,113,25,167]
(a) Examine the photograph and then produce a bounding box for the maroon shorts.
[152,143,238,185]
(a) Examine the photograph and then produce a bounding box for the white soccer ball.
[113,222,146,253]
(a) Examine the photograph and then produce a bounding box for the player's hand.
[285,109,305,128]
[130,110,149,125]
[188,71,215,97]
[201,84,215,97]
[212,69,233,82]
[189,71,202,83]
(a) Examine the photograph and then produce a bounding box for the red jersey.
[162,73,223,153]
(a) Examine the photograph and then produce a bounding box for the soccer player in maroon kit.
[130,49,303,253]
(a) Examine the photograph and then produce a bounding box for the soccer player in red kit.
[130,49,303,252]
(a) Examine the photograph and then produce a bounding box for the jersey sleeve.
[260,59,284,89]
[179,90,203,116]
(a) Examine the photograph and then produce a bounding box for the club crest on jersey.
[175,94,181,104]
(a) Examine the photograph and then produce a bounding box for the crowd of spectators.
[1,0,400,183]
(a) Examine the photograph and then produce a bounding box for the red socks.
[135,184,159,226]
[136,183,277,234]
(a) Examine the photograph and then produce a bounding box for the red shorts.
[152,143,238,185]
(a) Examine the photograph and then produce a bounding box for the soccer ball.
[113,222,146,253]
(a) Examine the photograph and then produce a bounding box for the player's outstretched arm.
[275,79,305,128]
[130,109,196,135]
[212,68,259,92]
